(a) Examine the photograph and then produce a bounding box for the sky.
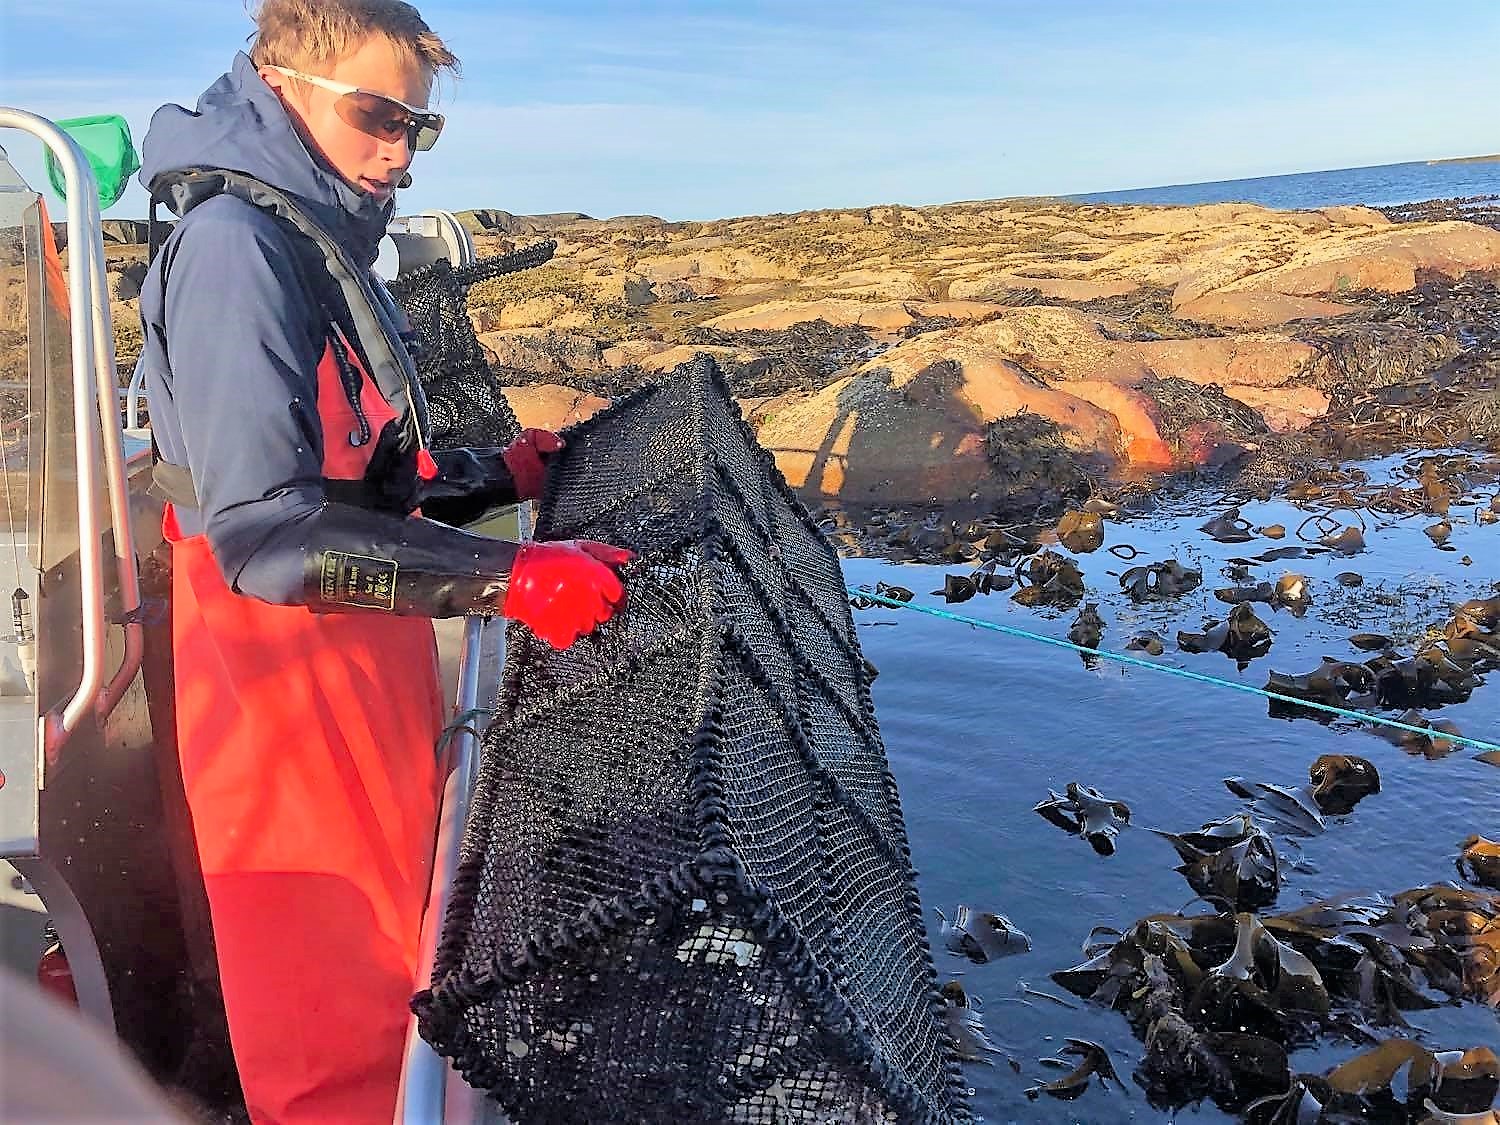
[3,0,1500,223]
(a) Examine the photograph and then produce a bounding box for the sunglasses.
[266,65,445,151]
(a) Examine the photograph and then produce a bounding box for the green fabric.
[44,115,141,210]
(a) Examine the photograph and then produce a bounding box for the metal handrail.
[0,109,115,761]
[124,364,147,430]
[397,614,488,1124]
[87,189,144,723]
[397,505,527,1125]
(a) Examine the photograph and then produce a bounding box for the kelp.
[1012,550,1086,609]
[1155,814,1282,911]
[1307,754,1382,815]
[1024,1039,1125,1102]
[1056,509,1105,553]
[1247,1040,1500,1124]
[1202,507,1257,543]
[1221,779,1327,837]
[1034,782,1132,856]
[937,981,1010,1066]
[1055,885,1500,1110]
[1068,602,1105,662]
[936,905,1032,963]
[1457,837,1500,892]
[1377,710,1465,758]
[1121,559,1203,602]
[1126,629,1167,656]
[1179,603,1275,666]
[847,580,914,610]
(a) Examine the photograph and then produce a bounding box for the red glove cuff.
[502,429,564,502]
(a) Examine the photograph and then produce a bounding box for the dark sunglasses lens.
[337,91,418,145]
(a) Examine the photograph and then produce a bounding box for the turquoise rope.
[848,590,1500,755]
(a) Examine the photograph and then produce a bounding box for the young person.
[134,2,631,1119]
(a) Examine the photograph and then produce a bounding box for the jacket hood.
[139,52,392,265]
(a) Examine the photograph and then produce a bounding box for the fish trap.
[413,357,969,1124]
[388,241,557,450]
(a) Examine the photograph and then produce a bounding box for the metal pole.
[397,613,489,1124]
[0,109,110,761]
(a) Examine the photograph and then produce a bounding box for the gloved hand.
[502,539,634,648]
[501,428,564,502]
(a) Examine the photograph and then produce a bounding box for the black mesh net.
[412,356,968,1124]
[387,241,557,450]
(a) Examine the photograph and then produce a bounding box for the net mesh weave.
[387,240,557,450]
[412,357,968,1124]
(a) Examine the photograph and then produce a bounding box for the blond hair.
[247,0,460,80]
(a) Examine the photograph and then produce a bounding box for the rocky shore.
[9,193,1500,536]
[449,197,1500,523]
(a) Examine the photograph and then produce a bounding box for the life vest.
[145,167,440,511]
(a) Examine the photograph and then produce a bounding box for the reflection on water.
[852,459,1499,1122]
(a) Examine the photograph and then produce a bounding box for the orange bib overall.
[166,339,443,1123]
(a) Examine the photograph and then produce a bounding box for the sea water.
[1071,159,1500,211]
[856,454,1500,1121]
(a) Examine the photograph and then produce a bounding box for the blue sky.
[3,1,1499,222]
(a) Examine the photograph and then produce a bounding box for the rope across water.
[847,589,1500,755]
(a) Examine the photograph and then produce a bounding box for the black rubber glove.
[416,447,520,527]
[299,501,521,617]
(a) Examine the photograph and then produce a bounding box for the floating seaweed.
[938,981,1010,1066]
[848,581,914,609]
[1134,951,1238,1109]
[1458,836,1500,891]
[1012,550,1086,609]
[1221,779,1327,838]
[1272,573,1313,616]
[1068,602,1105,664]
[1376,710,1465,758]
[1121,559,1203,602]
[1450,597,1500,671]
[1055,884,1500,1111]
[1024,1039,1125,1102]
[1256,545,1318,563]
[1271,594,1492,721]
[1264,659,1378,718]
[1034,782,1132,856]
[1223,754,1380,828]
[970,558,1015,595]
[1317,526,1367,555]
[1155,814,1282,910]
[1126,629,1167,656]
[939,539,979,564]
[1246,1040,1500,1124]
[1179,603,1274,666]
[1307,754,1381,815]
[933,573,978,604]
[1202,507,1256,543]
[1190,913,1330,1041]
[1215,581,1276,606]
[1056,509,1105,553]
[936,905,1032,963]
[1366,648,1481,709]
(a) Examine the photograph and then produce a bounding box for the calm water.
[852,453,1500,1122]
[1072,160,1500,211]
